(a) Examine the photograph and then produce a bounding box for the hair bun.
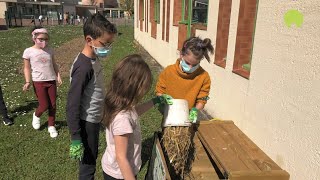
[202,38,211,48]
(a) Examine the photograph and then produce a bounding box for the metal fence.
[3,12,134,29]
[107,17,134,27]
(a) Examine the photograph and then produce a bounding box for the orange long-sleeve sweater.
[156,59,211,109]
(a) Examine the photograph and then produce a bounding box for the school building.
[0,0,124,28]
[134,0,320,179]
[0,0,63,19]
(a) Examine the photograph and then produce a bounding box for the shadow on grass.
[39,120,67,130]
[39,121,48,130]
[10,100,38,120]
[141,136,154,170]
[55,120,68,130]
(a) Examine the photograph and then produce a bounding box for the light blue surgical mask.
[93,45,111,58]
[180,59,200,73]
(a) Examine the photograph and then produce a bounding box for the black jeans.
[0,85,9,118]
[79,120,100,180]
[103,171,137,180]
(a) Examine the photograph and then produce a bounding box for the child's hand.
[57,74,63,86]
[69,140,84,160]
[189,107,198,123]
[153,94,173,105]
[23,82,31,91]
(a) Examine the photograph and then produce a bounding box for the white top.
[22,47,56,82]
[101,109,142,179]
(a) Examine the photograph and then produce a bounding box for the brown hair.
[102,54,152,128]
[181,37,214,62]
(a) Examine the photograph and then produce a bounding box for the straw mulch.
[161,126,196,179]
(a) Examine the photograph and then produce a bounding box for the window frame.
[232,0,259,79]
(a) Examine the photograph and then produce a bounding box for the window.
[162,0,165,39]
[232,0,259,79]
[150,0,157,38]
[155,0,160,23]
[214,0,232,68]
[179,0,208,29]
[192,0,208,24]
[172,0,182,26]
[139,0,144,20]
[145,0,148,32]
[139,0,144,31]
[165,0,171,42]
[180,0,189,23]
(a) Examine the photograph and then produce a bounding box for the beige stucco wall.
[0,2,7,19]
[135,0,320,179]
[135,0,180,65]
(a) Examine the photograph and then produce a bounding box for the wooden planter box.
[197,121,290,180]
[146,121,289,180]
[146,132,220,180]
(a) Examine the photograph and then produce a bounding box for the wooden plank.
[188,133,219,180]
[213,123,261,171]
[197,130,227,176]
[229,170,290,180]
[199,120,234,125]
[186,172,221,180]
[198,121,290,179]
[198,122,259,174]
[220,123,282,171]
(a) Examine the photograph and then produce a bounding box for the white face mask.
[92,45,111,58]
[180,59,200,73]
[90,38,113,58]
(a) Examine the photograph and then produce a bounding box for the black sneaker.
[3,117,13,126]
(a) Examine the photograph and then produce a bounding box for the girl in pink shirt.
[22,27,62,138]
[101,54,172,180]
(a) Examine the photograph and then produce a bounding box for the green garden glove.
[152,94,173,105]
[69,140,84,160]
[189,107,198,123]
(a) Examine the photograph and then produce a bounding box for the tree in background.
[118,0,134,17]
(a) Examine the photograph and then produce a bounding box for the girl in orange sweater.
[156,37,214,122]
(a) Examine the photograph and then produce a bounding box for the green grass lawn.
[0,25,162,179]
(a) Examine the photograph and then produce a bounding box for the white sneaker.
[48,126,58,138]
[32,112,41,130]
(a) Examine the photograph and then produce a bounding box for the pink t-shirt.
[101,109,142,179]
[22,47,56,82]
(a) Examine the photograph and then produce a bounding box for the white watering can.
[163,99,191,127]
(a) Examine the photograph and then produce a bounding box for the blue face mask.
[180,59,200,73]
[92,45,111,58]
